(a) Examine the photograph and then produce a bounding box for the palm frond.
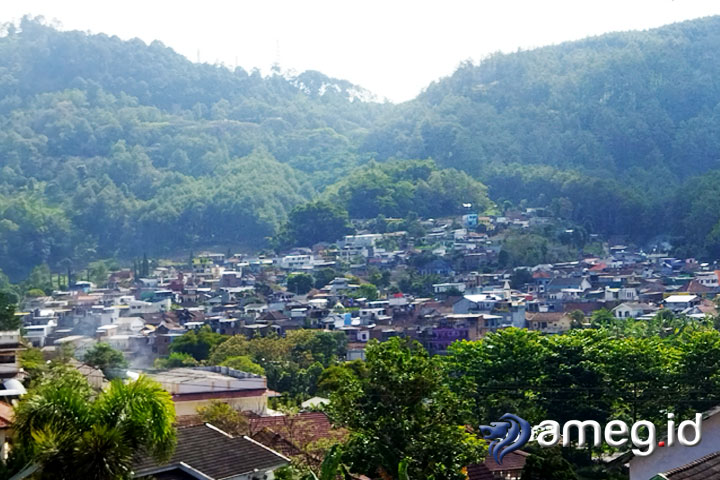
[94,375,177,462]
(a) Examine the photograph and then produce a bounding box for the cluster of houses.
[13,225,720,369]
[1,212,719,479]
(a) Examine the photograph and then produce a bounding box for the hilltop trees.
[287,273,315,295]
[5,15,720,278]
[329,159,492,219]
[276,201,354,248]
[0,17,372,280]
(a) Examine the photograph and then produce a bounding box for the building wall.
[173,395,268,416]
[347,349,366,361]
[227,468,279,480]
[629,413,720,480]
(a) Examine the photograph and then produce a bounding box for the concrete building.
[0,331,24,379]
[141,366,270,416]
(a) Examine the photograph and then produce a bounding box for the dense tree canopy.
[327,159,493,219]
[328,337,486,480]
[208,330,348,396]
[0,291,20,330]
[0,17,378,280]
[276,201,354,249]
[168,325,227,361]
[442,321,720,430]
[4,16,720,280]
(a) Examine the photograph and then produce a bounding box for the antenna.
[271,40,281,74]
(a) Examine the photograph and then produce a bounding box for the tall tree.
[83,342,129,379]
[170,325,226,361]
[444,328,549,425]
[287,273,314,295]
[328,338,485,479]
[0,292,20,331]
[276,200,354,248]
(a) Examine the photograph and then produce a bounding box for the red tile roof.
[0,401,13,429]
[466,463,495,480]
[467,450,528,480]
[485,449,529,472]
[249,412,347,460]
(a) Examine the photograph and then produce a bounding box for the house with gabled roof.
[248,411,347,464]
[612,302,658,319]
[651,450,720,479]
[133,423,288,479]
[526,312,571,334]
[467,450,528,480]
[545,276,592,296]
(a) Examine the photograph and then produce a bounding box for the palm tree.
[10,367,176,480]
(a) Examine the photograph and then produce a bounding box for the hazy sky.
[2,1,720,102]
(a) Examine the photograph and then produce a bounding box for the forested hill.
[3,16,720,281]
[371,15,720,177]
[366,15,720,255]
[0,17,387,280]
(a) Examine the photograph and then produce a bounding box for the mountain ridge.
[2,15,720,279]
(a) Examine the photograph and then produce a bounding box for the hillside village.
[15,209,719,364]
[0,209,718,478]
[4,10,720,480]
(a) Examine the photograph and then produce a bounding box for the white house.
[276,254,319,270]
[23,323,56,347]
[124,299,171,315]
[612,302,658,319]
[695,271,720,288]
[453,294,503,314]
[664,295,701,313]
[604,287,639,302]
[432,282,467,294]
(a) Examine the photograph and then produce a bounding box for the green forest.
[3,16,720,280]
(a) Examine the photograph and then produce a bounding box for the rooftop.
[134,424,288,479]
[660,450,720,479]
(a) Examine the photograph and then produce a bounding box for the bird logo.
[479,413,531,465]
